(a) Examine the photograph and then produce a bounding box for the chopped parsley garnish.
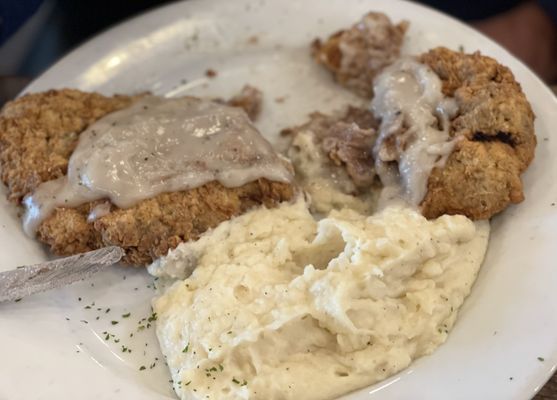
[111,320,119,325]
[232,378,240,384]
[122,313,131,318]
[538,357,545,362]
[139,366,146,371]
[182,344,189,353]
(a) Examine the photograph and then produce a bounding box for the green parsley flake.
[182,344,189,353]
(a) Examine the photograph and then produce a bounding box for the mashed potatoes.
[149,200,489,400]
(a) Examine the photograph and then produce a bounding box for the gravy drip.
[371,58,458,206]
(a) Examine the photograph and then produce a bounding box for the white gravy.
[23,96,293,236]
[87,202,111,223]
[371,58,458,205]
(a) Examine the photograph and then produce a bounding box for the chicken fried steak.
[307,22,536,220]
[0,89,293,265]
[418,47,536,219]
[312,12,408,98]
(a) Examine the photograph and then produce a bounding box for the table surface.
[536,375,557,399]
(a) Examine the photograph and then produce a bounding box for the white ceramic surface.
[1,1,556,399]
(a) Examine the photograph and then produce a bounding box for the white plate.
[1,0,556,399]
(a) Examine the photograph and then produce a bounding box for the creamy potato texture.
[150,200,489,400]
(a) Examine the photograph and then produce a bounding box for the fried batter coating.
[419,47,536,219]
[312,12,408,97]
[38,180,292,265]
[303,37,535,219]
[212,85,263,121]
[0,89,136,203]
[226,85,263,121]
[0,89,293,265]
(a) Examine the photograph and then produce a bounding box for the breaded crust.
[0,89,293,265]
[312,12,408,97]
[226,85,263,121]
[38,179,292,265]
[0,89,136,203]
[419,47,536,219]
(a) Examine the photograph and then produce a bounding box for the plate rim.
[8,0,557,399]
